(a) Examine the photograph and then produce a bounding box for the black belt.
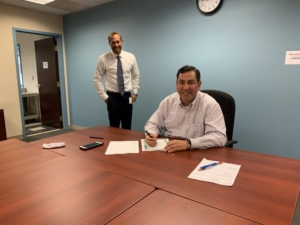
[107,91,131,96]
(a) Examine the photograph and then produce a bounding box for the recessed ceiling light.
[24,0,56,5]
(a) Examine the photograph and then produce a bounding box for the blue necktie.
[117,56,125,95]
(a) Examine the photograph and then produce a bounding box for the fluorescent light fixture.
[24,0,56,5]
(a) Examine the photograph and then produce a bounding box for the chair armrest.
[224,140,238,148]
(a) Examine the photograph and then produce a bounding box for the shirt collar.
[111,50,123,58]
[177,91,201,108]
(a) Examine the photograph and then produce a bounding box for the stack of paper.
[141,139,169,151]
[188,158,241,186]
[105,141,139,155]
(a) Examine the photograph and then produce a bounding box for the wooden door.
[0,109,7,141]
[34,37,62,129]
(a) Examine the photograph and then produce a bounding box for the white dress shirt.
[145,91,227,149]
[94,50,140,100]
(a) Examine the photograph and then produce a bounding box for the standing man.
[144,65,227,152]
[94,32,140,130]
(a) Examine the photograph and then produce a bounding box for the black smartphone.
[79,141,103,150]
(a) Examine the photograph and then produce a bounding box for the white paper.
[141,139,169,151]
[285,51,300,65]
[188,158,241,186]
[105,141,139,155]
[43,62,48,69]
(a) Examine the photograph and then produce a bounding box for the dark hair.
[108,32,123,43]
[176,65,201,82]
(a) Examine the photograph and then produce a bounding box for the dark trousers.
[107,91,132,130]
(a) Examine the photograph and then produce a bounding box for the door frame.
[12,28,68,139]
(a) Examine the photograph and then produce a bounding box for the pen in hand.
[89,136,104,139]
[198,161,223,171]
[144,130,153,138]
[145,130,157,144]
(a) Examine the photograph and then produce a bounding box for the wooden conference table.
[1,126,299,224]
[0,139,154,224]
[28,125,300,225]
[0,136,257,224]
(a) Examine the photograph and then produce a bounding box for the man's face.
[176,71,201,106]
[109,34,123,55]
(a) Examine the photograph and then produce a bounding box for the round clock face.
[197,0,223,14]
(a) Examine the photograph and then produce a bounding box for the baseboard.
[69,124,87,130]
[8,134,23,140]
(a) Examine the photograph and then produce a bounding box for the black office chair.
[201,90,237,148]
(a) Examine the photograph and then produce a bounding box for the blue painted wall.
[63,0,300,159]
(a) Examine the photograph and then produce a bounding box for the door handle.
[37,84,43,88]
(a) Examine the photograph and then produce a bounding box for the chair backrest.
[201,90,235,141]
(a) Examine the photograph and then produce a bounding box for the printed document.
[141,139,169,151]
[188,158,241,186]
[105,141,139,155]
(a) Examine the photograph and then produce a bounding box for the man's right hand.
[105,97,109,104]
[145,133,158,147]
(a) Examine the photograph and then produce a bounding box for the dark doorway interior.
[34,37,63,129]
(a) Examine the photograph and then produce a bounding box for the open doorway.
[13,29,68,140]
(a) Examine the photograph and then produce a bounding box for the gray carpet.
[22,128,75,142]
[292,191,300,225]
[25,124,58,136]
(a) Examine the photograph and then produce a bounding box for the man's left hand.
[164,140,189,153]
[132,94,138,102]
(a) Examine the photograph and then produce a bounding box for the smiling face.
[176,70,201,106]
[109,34,123,55]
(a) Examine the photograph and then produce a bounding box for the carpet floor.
[23,124,75,142]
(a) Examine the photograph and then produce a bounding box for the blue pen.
[198,161,223,171]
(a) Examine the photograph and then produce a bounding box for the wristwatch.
[186,139,191,149]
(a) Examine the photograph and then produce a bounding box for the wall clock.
[197,0,223,14]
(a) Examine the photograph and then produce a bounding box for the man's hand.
[164,140,190,153]
[105,97,109,104]
[132,94,138,102]
[145,133,158,147]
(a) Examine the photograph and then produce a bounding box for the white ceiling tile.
[2,0,42,9]
[69,0,114,7]
[25,0,56,5]
[35,5,70,15]
[48,0,89,12]
[0,0,116,15]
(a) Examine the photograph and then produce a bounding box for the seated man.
[144,65,227,152]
